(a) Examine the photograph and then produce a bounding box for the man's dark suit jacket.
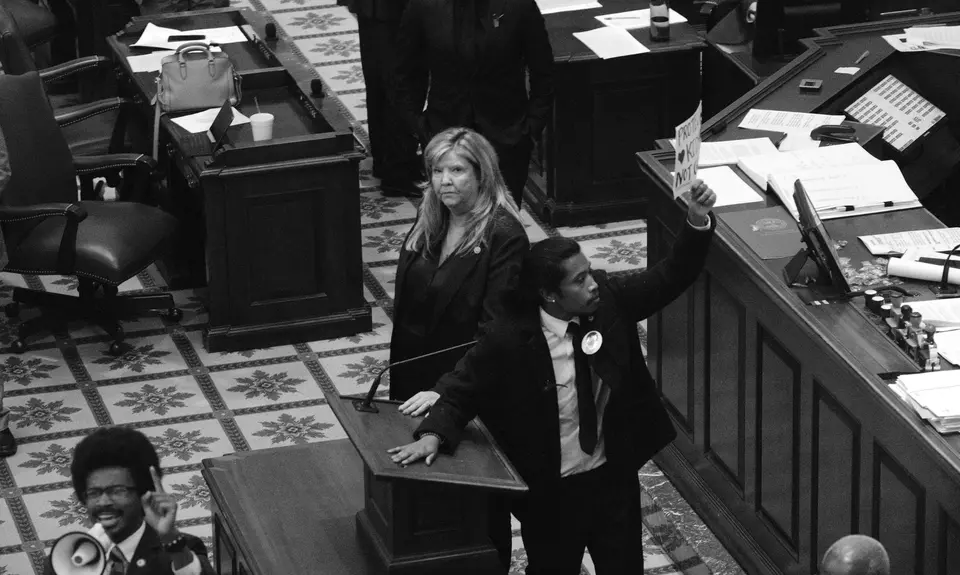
[416,219,715,488]
[393,0,554,147]
[389,208,528,401]
[44,526,214,575]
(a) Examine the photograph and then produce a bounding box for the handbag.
[151,42,242,158]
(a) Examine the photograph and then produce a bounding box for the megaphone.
[50,532,106,575]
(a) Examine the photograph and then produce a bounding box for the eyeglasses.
[84,485,136,501]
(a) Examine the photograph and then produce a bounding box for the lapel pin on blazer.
[493,12,503,27]
[136,559,146,567]
[582,331,603,355]
[473,246,482,254]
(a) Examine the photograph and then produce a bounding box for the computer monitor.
[753,0,869,59]
[208,99,235,152]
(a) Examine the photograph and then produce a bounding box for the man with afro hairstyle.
[45,427,214,575]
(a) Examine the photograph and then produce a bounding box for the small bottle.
[649,0,670,41]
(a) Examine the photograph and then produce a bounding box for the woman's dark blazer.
[388,208,528,401]
[393,0,554,147]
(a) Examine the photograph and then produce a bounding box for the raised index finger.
[149,466,165,493]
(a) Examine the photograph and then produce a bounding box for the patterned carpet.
[0,2,749,574]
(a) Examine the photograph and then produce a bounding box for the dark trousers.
[514,464,644,575]
[357,16,422,185]
[492,137,533,210]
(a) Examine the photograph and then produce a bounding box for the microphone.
[310,79,325,98]
[353,340,478,413]
[265,22,277,41]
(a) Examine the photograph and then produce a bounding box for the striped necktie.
[106,546,127,575]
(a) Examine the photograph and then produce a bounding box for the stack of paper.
[896,371,960,433]
[737,109,845,151]
[594,8,686,30]
[132,22,248,50]
[668,137,779,168]
[766,160,921,222]
[905,25,960,50]
[736,142,877,190]
[858,228,960,256]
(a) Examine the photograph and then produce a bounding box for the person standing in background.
[349,0,425,198]
[393,0,554,209]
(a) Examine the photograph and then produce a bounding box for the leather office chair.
[0,72,181,355]
[1,0,57,52]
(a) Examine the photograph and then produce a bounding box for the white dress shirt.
[88,521,201,575]
[540,308,610,477]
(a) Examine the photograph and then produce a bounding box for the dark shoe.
[0,429,16,458]
[381,181,423,199]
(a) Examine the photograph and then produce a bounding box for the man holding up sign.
[674,101,703,198]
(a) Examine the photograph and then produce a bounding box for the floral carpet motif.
[0,2,749,574]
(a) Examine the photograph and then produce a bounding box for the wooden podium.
[329,396,528,575]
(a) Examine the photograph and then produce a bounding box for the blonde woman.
[388,127,528,405]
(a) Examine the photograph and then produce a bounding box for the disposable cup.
[250,112,274,142]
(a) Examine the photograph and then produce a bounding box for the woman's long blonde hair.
[404,127,522,258]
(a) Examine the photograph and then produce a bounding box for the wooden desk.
[636,12,960,575]
[108,9,371,352]
[203,440,380,575]
[702,41,787,120]
[524,0,705,226]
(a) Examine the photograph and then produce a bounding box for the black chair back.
[0,0,38,75]
[0,72,76,208]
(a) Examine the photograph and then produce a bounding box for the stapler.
[810,124,858,144]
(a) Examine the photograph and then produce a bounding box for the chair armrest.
[74,153,158,178]
[0,202,87,224]
[55,97,132,128]
[39,55,111,84]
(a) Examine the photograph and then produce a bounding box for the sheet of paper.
[595,8,686,30]
[883,33,933,52]
[736,141,878,189]
[887,257,960,287]
[738,109,845,135]
[845,74,945,153]
[930,329,960,366]
[835,67,860,75]
[719,206,803,260]
[170,107,250,134]
[858,228,960,256]
[904,299,960,332]
[667,137,778,168]
[673,102,702,198]
[697,165,761,207]
[126,46,222,73]
[132,22,248,50]
[536,0,601,14]
[905,25,960,49]
[778,133,821,152]
[572,27,649,59]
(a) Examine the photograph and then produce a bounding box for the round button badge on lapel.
[474,246,481,254]
[582,331,603,355]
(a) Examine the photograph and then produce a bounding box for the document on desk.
[736,141,878,190]
[126,46,222,73]
[905,25,960,49]
[858,228,960,256]
[738,109,844,151]
[696,166,763,207]
[132,22,248,50]
[719,206,803,260]
[595,8,686,30]
[573,27,649,59]
[845,74,946,154]
[170,107,250,134]
[536,0,601,15]
[887,250,960,288]
[767,160,921,222]
[902,299,960,333]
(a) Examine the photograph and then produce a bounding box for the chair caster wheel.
[10,340,26,353]
[109,342,123,356]
[166,308,183,322]
[5,303,19,318]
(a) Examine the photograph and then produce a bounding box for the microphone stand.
[353,340,478,413]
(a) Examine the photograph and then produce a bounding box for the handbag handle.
[175,42,219,79]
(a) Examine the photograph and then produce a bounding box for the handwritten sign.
[673,101,702,198]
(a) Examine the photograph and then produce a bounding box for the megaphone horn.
[51,532,106,575]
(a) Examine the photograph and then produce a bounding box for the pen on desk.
[820,201,900,213]
[854,50,870,65]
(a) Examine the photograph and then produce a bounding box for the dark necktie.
[106,547,127,575]
[567,321,598,454]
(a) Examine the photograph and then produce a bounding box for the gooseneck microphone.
[353,340,478,413]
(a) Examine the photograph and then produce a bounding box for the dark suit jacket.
[347,0,408,21]
[394,0,554,147]
[416,218,715,489]
[44,526,214,575]
[389,208,528,400]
